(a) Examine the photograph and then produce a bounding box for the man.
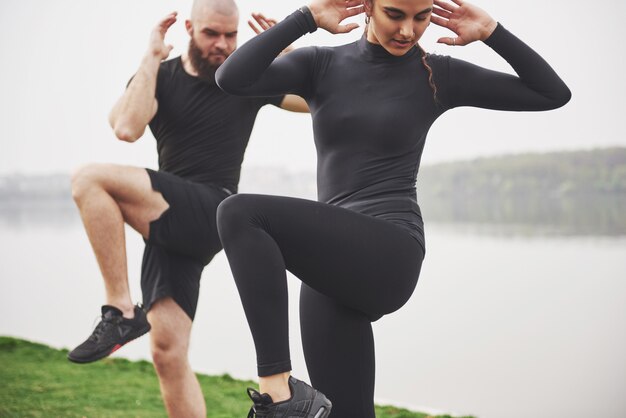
[67,0,307,416]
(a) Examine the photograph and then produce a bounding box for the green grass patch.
[0,336,474,417]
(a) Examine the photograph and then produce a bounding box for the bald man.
[67,0,307,416]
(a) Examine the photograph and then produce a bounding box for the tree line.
[417,147,626,198]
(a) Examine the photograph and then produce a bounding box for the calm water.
[1,206,625,418]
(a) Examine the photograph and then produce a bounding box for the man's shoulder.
[159,56,182,74]
[154,56,185,94]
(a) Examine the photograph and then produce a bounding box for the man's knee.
[71,163,109,204]
[151,334,189,377]
[149,300,192,377]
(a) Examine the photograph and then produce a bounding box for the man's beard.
[188,37,227,83]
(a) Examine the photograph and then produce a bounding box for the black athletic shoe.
[67,304,151,364]
[247,376,332,418]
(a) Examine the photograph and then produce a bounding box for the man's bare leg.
[71,163,169,318]
[149,298,206,418]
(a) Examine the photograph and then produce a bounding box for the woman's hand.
[431,0,497,46]
[307,0,365,34]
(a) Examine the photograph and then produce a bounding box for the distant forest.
[2,148,624,201]
[415,148,626,235]
[417,147,626,198]
[2,148,625,234]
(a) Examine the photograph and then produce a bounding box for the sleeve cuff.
[483,22,506,47]
[297,6,318,33]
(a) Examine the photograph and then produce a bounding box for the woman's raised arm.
[216,0,364,98]
[431,0,571,110]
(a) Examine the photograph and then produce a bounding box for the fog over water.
[1,174,625,417]
[1,0,625,417]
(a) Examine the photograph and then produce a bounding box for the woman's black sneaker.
[247,376,332,418]
[67,304,151,363]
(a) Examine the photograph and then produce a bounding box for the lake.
[0,201,625,418]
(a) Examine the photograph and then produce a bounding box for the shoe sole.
[311,392,332,418]
[67,323,151,364]
[314,407,331,418]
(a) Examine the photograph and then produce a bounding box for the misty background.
[1,1,625,418]
[1,0,624,174]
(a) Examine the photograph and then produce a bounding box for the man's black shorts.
[141,169,231,320]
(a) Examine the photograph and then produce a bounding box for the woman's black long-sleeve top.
[216,10,571,250]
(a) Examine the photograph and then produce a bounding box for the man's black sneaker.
[67,304,151,363]
[247,376,332,418]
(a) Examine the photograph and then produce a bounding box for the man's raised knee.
[71,163,105,204]
[71,163,129,205]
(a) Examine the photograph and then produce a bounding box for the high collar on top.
[357,34,419,63]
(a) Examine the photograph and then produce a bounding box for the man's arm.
[109,12,177,142]
[279,95,309,113]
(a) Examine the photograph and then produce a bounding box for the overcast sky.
[1,0,624,175]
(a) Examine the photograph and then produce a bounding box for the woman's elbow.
[215,64,250,95]
[540,83,571,111]
[552,83,572,109]
[552,80,572,109]
[215,65,236,94]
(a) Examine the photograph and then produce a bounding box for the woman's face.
[365,0,433,56]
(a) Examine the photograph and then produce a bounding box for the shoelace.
[88,315,122,342]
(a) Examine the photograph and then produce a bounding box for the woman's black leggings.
[216,194,424,418]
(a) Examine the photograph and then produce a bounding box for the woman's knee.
[216,194,259,238]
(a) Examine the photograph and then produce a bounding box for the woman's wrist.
[297,5,319,32]
[480,19,498,41]
[305,3,322,28]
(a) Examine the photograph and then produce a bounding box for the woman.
[215,0,570,416]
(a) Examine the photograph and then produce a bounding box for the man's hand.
[109,13,176,142]
[148,12,177,60]
[247,12,277,35]
[248,13,294,55]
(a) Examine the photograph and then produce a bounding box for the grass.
[0,336,474,418]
